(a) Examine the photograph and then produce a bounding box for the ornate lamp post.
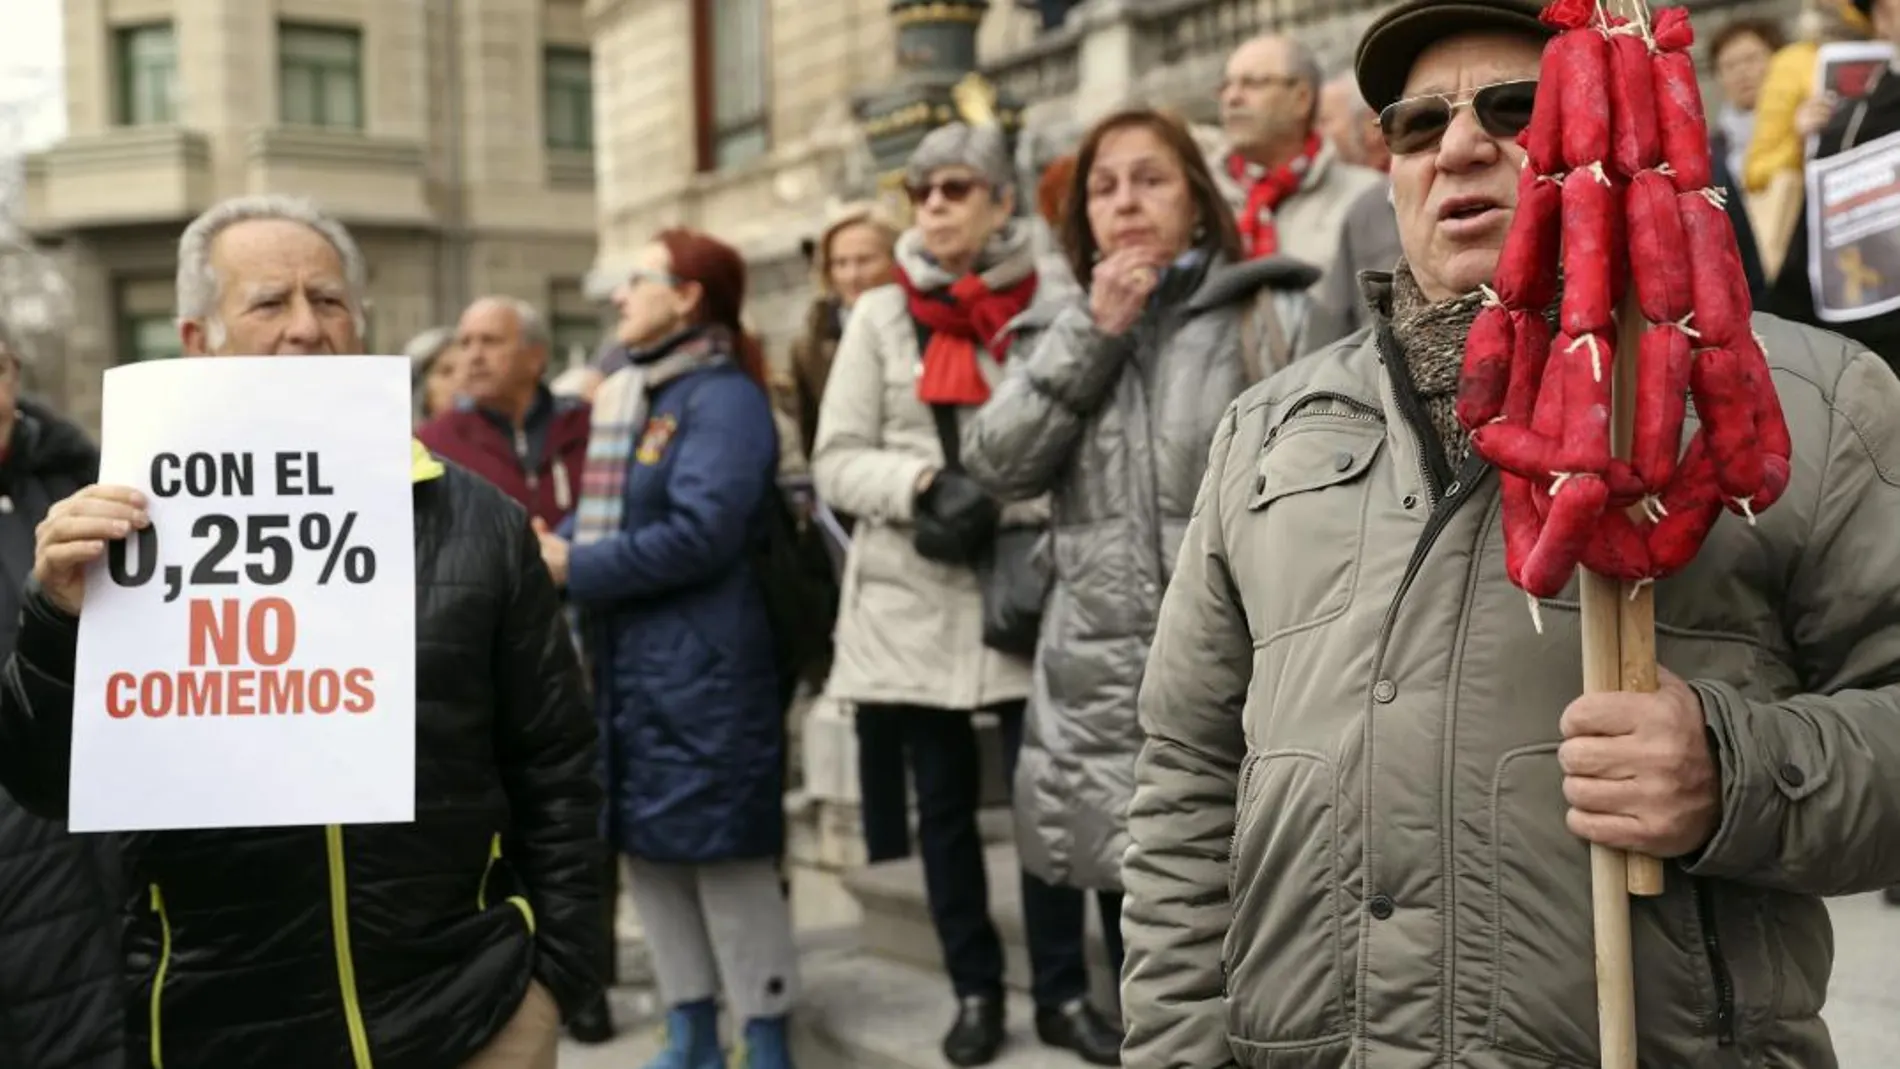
[856,0,1025,220]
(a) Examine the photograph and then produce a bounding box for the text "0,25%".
[106,511,379,603]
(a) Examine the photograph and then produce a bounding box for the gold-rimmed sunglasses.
[1378,80,1538,155]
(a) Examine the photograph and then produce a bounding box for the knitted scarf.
[1228,132,1322,259]
[1381,261,1563,473]
[1384,262,1484,471]
[890,223,1040,407]
[571,325,729,547]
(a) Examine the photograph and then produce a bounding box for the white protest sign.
[70,356,416,832]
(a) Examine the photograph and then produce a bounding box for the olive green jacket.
[1122,293,1900,1069]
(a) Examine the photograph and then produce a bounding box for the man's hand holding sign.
[62,356,417,832]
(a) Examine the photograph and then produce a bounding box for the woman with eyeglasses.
[532,228,797,1069]
[956,101,1318,1025]
[811,121,1121,1067]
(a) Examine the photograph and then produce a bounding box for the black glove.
[912,471,999,565]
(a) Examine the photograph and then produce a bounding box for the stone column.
[856,0,1026,217]
[1070,0,1143,125]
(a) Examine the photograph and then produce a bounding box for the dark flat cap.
[1355,0,1555,113]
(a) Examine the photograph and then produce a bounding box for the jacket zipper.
[1374,325,1452,502]
[1226,754,1261,887]
[149,884,173,1069]
[515,427,539,492]
[1267,390,1384,435]
[1693,878,1737,1045]
[325,825,375,1069]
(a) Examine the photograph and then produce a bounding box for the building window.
[548,280,599,372]
[115,23,177,126]
[544,48,594,151]
[116,277,181,363]
[692,0,769,171]
[124,317,182,362]
[279,23,363,130]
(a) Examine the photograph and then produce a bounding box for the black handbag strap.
[930,404,963,473]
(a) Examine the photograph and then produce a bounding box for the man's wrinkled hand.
[530,517,570,588]
[33,484,149,617]
[1557,666,1721,858]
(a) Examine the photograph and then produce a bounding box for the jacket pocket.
[149,884,173,1069]
[1223,750,1348,1047]
[1487,745,1596,1065]
[1236,417,1382,642]
[477,832,538,934]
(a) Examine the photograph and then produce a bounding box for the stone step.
[843,842,1119,1012]
[790,934,1102,1069]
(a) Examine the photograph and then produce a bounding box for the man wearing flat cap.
[1119,2,1900,1067]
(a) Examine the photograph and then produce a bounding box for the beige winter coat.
[1122,288,1900,1069]
[810,228,1044,712]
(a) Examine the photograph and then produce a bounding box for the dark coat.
[1710,128,1771,309]
[416,387,591,529]
[564,361,785,864]
[0,457,602,1069]
[783,297,843,466]
[0,399,123,1069]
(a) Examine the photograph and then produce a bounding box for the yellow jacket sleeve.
[1744,42,1819,193]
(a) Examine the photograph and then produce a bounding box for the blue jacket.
[565,362,784,863]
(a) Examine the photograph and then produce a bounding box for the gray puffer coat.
[961,252,1318,890]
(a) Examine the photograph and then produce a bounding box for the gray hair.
[907,122,1016,197]
[1324,73,1370,117]
[1286,38,1324,124]
[403,326,454,377]
[175,194,369,346]
[490,296,551,351]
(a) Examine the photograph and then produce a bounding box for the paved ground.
[561,891,1900,1067]
[1819,890,1900,1069]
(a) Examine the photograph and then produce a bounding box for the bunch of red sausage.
[1455,0,1791,601]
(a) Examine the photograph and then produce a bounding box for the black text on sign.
[99,449,380,719]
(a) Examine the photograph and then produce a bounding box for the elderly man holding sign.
[0,195,601,1069]
[1118,2,1900,1068]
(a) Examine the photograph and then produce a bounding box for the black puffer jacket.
[0,453,603,1069]
[0,398,123,1069]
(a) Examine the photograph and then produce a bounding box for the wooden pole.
[1577,0,1665,1048]
[1607,296,1667,899]
[1576,293,1652,1069]
[1580,567,1638,1069]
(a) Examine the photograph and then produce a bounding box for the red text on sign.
[104,598,376,718]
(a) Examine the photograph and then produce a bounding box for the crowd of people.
[3,1,1900,1068]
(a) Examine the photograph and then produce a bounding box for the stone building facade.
[20,0,604,433]
[585,0,1793,362]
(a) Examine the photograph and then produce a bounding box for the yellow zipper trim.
[476,832,538,934]
[325,825,374,1069]
[149,885,172,1069]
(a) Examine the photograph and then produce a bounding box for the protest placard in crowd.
[1807,128,1900,323]
[69,357,415,832]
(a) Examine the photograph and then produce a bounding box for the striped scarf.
[572,326,730,547]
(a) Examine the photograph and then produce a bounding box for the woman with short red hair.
[533,227,797,1069]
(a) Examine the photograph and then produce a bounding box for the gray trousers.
[626,856,799,1020]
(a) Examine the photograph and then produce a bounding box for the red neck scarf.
[1228,132,1323,258]
[897,266,1038,406]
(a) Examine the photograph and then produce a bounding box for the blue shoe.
[643,999,723,1069]
[731,1015,794,1069]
